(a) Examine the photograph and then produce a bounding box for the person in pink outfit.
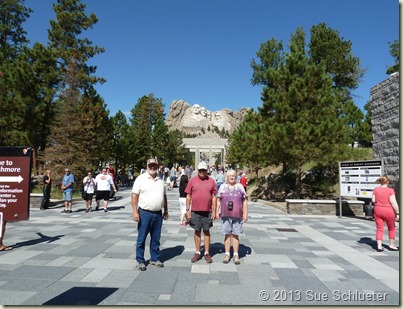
[372,175,399,252]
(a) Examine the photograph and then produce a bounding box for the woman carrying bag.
[372,175,399,252]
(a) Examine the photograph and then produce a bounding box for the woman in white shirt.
[83,172,96,212]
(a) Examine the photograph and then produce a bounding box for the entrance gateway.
[182,138,228,168]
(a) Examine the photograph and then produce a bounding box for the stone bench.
[285,199,365,216]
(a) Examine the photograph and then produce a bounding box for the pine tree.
[356,101,373,147]
[165,129,189,166]
[251,26,349,197]
[44,0,109,181]
[111,110,131,168]
[48,0,105,90]
[129,95,155,169]
[386,40,399,75]
[227,110,267,177]
[0,0,32,145]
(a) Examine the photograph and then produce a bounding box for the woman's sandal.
[0,245,13,252]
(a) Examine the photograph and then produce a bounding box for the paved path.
[0,186,399,305]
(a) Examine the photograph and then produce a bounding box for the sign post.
[338,159,383,218]
[0,147,33,224]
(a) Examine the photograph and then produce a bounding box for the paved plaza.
[0,186,400,305]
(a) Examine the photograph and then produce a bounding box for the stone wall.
[370,72,400,200]
[285,199,365,216]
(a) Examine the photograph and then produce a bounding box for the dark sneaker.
[204,253,213,263]
[68,210,73,213]
[85,208,90,213]
[191,253,201,263]
[95,205,100,211]
[149,260,164,268]
[234,255,240,265]
[61,209,67,213]
[136,262,146,271]
[223,255,231,264]
[104,209,108,212]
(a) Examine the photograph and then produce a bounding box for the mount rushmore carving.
[166,100,251,136]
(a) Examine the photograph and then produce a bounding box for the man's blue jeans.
[136,208,163,263]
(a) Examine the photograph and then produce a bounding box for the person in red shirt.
[185,161,217,263]
[372,175,399,252]
[239,173,248,191]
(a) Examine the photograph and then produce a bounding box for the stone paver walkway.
[0,186,399,305]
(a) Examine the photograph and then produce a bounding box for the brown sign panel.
[0,147,32,221]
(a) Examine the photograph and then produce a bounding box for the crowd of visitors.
[3,159,397,272]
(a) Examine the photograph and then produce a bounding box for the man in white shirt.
[95,168,117,212]
[132,158,168,271]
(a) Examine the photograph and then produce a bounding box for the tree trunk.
[295,165,302,198]
[282,161,287,174]
[255,167,259,179]
[32,147,38,175]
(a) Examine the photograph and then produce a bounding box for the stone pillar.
[195,147,200,169]
[209,145,213,165]
[370,72,400,202]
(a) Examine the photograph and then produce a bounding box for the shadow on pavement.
[358,237,377,250]
[13,232,64,248]
[160,245,185,262]
[43,287,118,305]
[207,242,252,258]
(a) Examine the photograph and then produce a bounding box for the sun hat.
[197,161,208,170]
[147,158,158,165]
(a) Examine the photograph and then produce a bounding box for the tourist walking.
[132,158,168,271]
[372,175,399,252]
[239,173,248,191]
[217,170,248,264]
[169,166,177,190]
[178,174,189,226]
[82,172,96,212]
[215,168,225,191]
[108,166,117,199]
[95,168,117,212]
[185,161,217,263]
[40,170,52,210]
[0,221,12,252]
[61,168,74,213]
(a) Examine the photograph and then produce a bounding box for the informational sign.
[0,147,32,222]
[339,159,383,198]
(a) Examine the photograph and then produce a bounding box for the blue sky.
[24,0,399,117]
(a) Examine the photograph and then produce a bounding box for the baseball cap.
[197,161,208,170]
[147,158,158,165]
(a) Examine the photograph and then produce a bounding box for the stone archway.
[182,138,228,168]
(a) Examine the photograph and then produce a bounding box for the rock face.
[166,100,251,135]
